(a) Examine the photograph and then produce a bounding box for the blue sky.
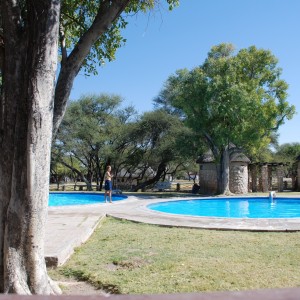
[70,0,299,145]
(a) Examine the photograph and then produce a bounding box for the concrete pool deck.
[45,194,300,266]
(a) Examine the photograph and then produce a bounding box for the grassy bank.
[49,217,300,294]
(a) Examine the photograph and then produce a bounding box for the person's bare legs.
[109,190,112,203]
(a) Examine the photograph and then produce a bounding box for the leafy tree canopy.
[123,109,201,190]
[273,143,300,164]
[154,43,296,194]
[53,93,137,187]
[155,43,296,159]
[59,0,179,75]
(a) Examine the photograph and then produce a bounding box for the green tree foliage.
[60,0,179,75]
[53,0,179,134]
[53,99,200,191]
[53,94,136,190]
[123,109,202,191]
[273,143,300,163]
[155,43,295,194]
[272,143,300,187]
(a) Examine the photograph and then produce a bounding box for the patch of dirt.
[59,281,108,295]
[110,257,150,270]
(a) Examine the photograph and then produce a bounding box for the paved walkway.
[45,195,300,266]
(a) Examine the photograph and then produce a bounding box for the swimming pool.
[49,192,127,206]
[148,197,300,218]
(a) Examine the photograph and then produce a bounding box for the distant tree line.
[51,94,202,191]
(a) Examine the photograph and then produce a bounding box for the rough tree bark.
[0,0,61,294]
[0,0,133,294]
[218,146,231,195]
[204,133,232,195]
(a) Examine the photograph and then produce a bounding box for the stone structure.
[229,153,250,194]
[261,164,269,192]
[197,152,250,195]
[249,162,287,192]
[197,158,218,194]
[197,152,292,194]
[276,164,285,192]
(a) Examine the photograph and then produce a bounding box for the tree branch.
[60,11,87,32]
[203,132,219,159]
[53,0,131,136]
[261,112,289,139]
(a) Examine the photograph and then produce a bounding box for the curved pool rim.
[49,192,128,206]
[131,195,300,231]
[147,196,300,219]
[47,194,300,231]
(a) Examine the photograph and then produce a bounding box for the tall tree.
[273,143,300,164]
[0,0,178,294]
[273,143,300,189]
[123,110,200,191]
[53,0,178,135]
[0,1,61,294]
[155,43,295,194]
[53,93,136,190]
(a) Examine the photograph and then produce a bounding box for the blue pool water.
[49,193,127,206]
[148,197,300,218]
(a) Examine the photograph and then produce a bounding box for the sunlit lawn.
[49,216,300,294]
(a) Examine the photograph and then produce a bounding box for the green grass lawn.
[49,217,300,294]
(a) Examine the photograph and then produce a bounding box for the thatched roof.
[196,152,214,163]
[230,152,251,163]
[196,150,250,164]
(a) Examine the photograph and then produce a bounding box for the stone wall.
[261,164,269,192]
[276,164,284,192]
[199,160,297,194]
[199,163,218,194]
[199,162,249,194]
[249,163,289,192]
[229,162,248,194]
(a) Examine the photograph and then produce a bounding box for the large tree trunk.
[215,146,232,195]
[0,0,61,294]
[219,147,231,195]
[0,0,136,295]
[203,133,232,195]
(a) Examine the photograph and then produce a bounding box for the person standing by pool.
[104,165,113,203]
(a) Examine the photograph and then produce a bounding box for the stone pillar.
[277,164,284,192]
[258,166,263,192]
[251,165,258,192]
[268,165,273,191]
[261,164,269,193]
[229,163,248,194]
